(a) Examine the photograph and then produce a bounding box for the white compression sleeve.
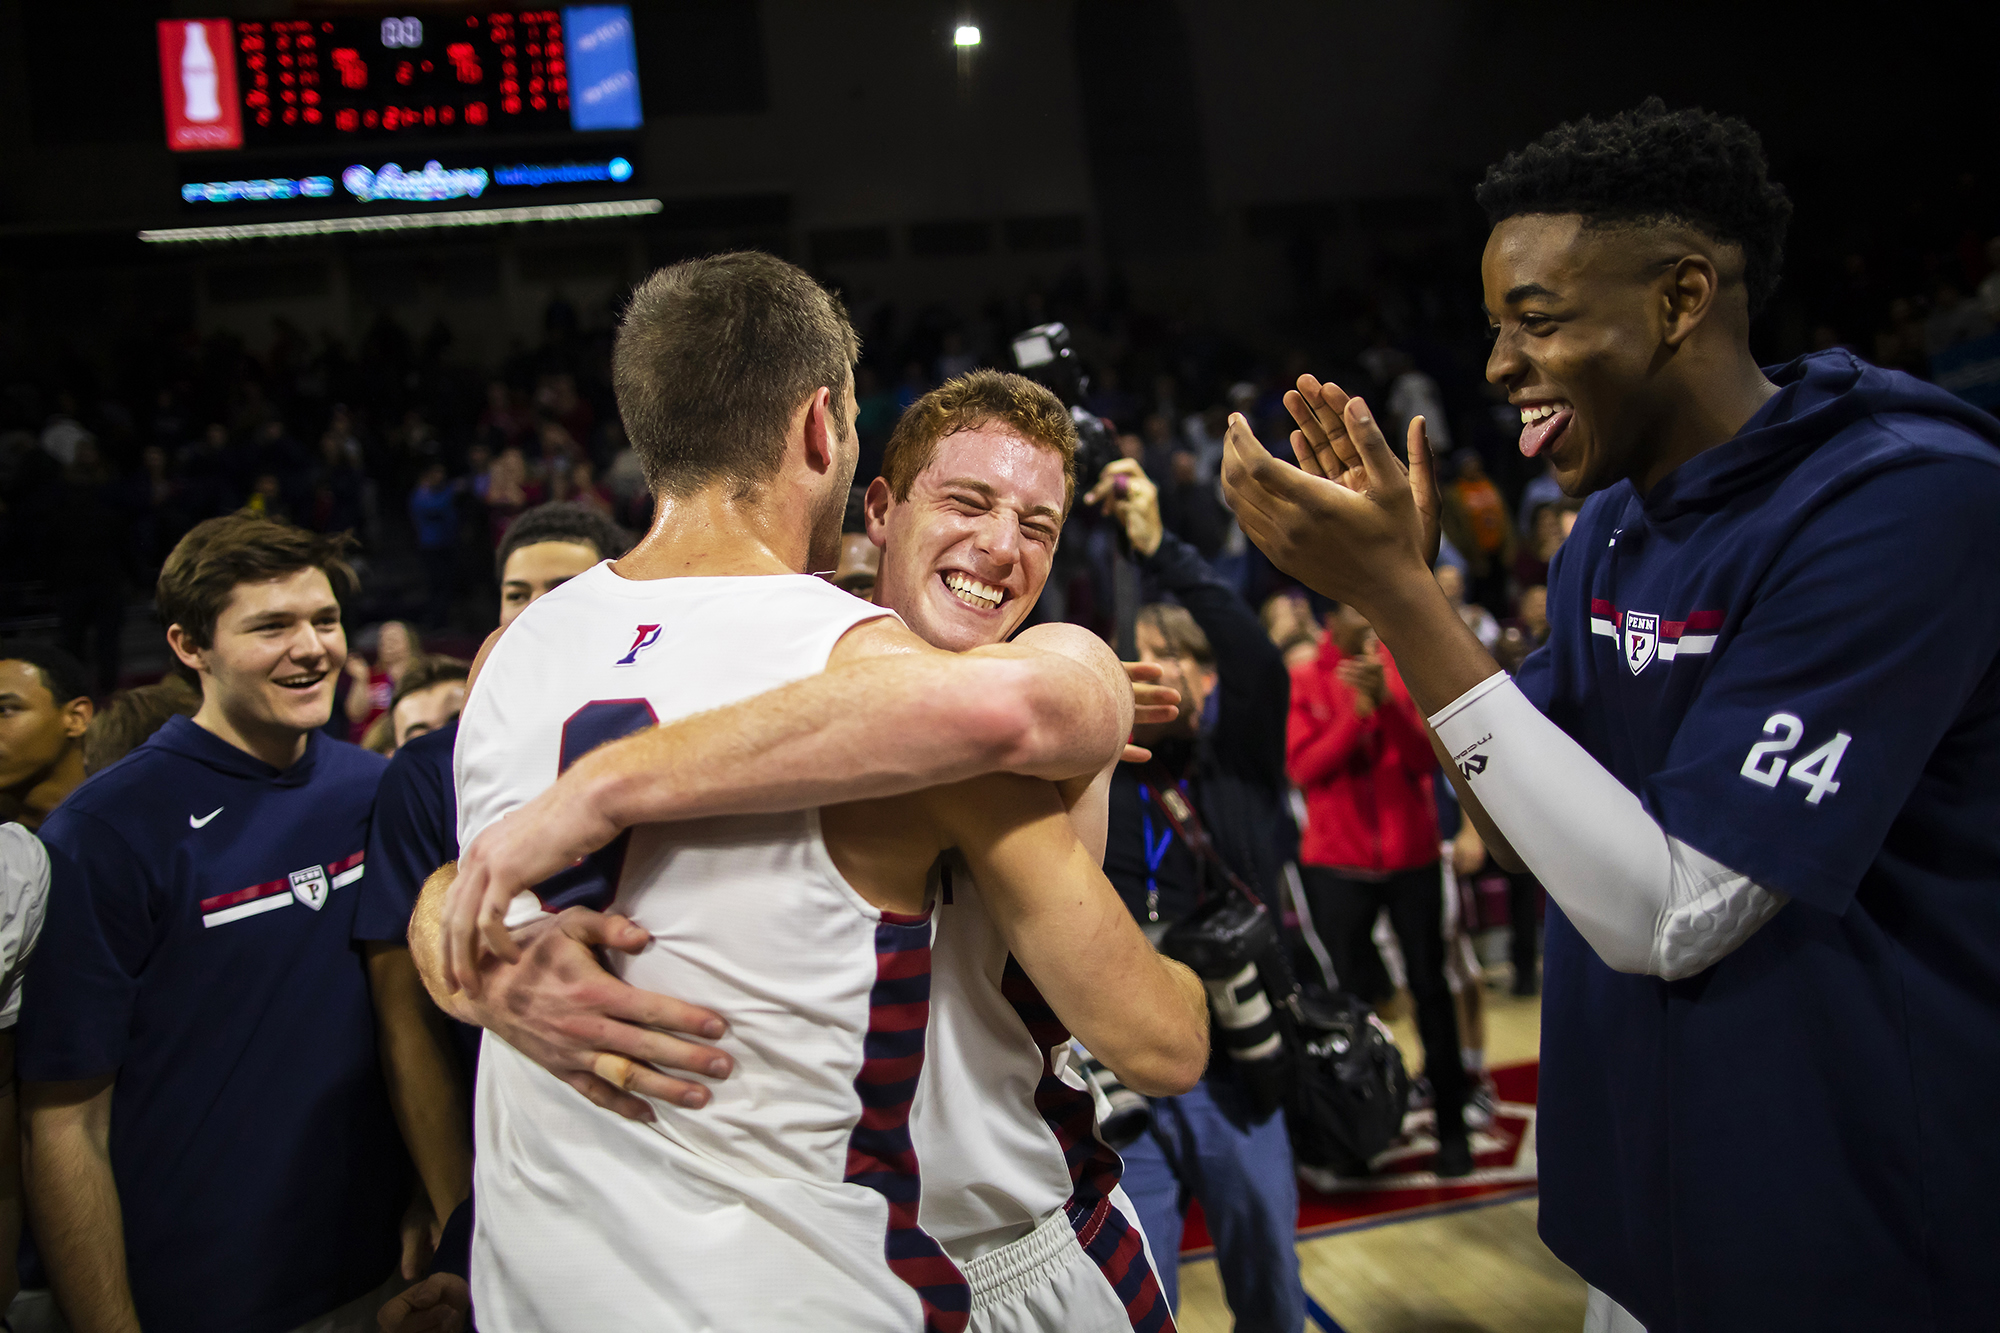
[1429,673,1786,981]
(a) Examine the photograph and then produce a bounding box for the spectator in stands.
[38,393,90,472]
[1288,602,1473,1177]
[1515,584,1551,649]
[1436,562,1499,650]
[50,442,128,696]
[1365,347,1455,456]
[1441,450,1515,614]
[82,677,201,776]
[0,823,49,1320]
[1925,279,1995,357]
[344,620,419,742]
[831,486,881,601]
[1513,502,1569,592]
[247,471,290,522]
[1516,455,1564,535]
[353,501,630,1319]
[476,380,529,452]
[387,657,468,751]
[20,514,410,1333]
[481,447,539,548]
[0,646,92,832]
[408,462,460,628]
[1980,237,2000,324]
[561,458,616,517]
[1084,456,1305,1330]
[1260,589,1321,669]
[310,428,367,536]
[936,329,980,381]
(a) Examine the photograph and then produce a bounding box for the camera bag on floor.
[1142,766,1408,1168]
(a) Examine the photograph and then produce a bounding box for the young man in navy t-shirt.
[354,501,629,1301]
[20,514,410,1333]
[1222,101,2000,1331]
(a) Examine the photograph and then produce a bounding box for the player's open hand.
[450,904,735,1122]
[443,765,624,993]
[1122,660,1180,763]
[1282,374,1442,567]
[1222,400,1434,615]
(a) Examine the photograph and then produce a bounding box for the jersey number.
[531,699,659,912]
[1739,712,1850,806]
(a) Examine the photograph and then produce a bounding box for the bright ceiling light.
[953,25,980,46]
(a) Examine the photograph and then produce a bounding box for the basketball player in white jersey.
[452,254,1206,1332]
[416,369,1199,1331]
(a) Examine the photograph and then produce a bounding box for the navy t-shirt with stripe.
[19,715,409,1333]
[352,716,482,1077]
[1518,351,2000,1331]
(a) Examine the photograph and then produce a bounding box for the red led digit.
[332,49,366,90]
[336,107,358,131]
[465,100,487,124]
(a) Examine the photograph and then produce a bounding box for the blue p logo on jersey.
[615,624,663,666]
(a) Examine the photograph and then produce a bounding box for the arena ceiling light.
[137,197,664,244]
[953,24,980,46]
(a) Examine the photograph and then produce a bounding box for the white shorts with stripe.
[962,1187,1172,1333]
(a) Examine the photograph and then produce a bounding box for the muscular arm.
[365,943,472,1229]
[1226,397,1787,981]
[447,617,1137,983]
[927,775,1208,1096]
[23,1076,139,1333]
[412,864,736,1121]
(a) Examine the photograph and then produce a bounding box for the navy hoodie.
[20,717,407,1333]
[1518,350,2000,1332]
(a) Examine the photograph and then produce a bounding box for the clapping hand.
[1221,378,1441,614]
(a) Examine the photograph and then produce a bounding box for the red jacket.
[1286,638,1439,873]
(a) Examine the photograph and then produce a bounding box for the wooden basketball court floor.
[1173,984,1588,1332]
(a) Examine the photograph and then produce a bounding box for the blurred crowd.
[0,190,1997,1330]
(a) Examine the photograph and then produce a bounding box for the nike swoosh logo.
[189,808,224,829]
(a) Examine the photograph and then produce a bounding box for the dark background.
[0,0,1994,666]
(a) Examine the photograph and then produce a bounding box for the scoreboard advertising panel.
[157,8,643,216]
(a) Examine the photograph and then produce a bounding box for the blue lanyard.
[1137,781,1184,921]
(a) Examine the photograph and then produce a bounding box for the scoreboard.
[158,7,641,153]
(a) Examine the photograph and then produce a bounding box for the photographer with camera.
[1082,456,1304,1332]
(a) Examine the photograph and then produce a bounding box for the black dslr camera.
[1010,322,1121,494]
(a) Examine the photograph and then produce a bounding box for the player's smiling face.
[868,423,1066,652]
[187,567,348,743]
[1483,213,1674,497]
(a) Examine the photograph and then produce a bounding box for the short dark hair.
[1475,98,1794,317]
[84,677,200,775]
[158,514,359,649]
[0,642,90,707]
[882,370,1080,515]
[494,502,631,583]
[389,654,470,713]
[612,251,860,498]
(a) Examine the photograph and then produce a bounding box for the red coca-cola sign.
[158,19,243,151]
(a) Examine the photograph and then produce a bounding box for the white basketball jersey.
[914,861,1134,1256]
[456,564,971,1333]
